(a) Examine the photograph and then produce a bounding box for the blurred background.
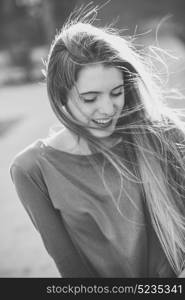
[1,0,185,277]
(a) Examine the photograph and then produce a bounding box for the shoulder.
[161,122,185,151]
[166,127,185,143]
[9,139,43,178]
[149,119,185,144]
[9,139,50,197]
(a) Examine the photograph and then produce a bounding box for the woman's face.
[67,64,125,139]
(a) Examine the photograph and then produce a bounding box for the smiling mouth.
[92,117,114,128]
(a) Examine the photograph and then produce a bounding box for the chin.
[90,128,115,139]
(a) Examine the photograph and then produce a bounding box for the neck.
[77,134,122,155]
[63,128,122,155]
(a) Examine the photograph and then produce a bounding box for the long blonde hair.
[44,6,185,275]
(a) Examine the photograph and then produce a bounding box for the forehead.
[76,64,123,92]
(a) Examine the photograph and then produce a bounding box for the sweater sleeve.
[10,163,91,277]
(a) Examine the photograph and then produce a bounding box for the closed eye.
[80,84,124,103]
[111,91,123,97]
[111,86,124,97]
[82,96,97,103]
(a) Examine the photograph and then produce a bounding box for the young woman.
[10,14,185,277]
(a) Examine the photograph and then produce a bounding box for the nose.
[98,96,115,116]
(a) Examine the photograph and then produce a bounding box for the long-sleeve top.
[10,138,176,277]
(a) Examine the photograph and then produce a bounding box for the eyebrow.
[79,84,124,96]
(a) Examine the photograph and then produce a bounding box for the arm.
[10,164,91,277]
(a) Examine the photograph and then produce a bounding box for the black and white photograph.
[1,0,185,291]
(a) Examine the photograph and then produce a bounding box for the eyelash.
[112,91,123,97]
[83,97,97,103]
[83,91,123,103]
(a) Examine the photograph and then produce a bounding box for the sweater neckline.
[39,138,123,161]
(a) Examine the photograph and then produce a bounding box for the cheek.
[79,104,96,118]
[116,95,125,110]
[73,105,97,124]
[67,99,89,120]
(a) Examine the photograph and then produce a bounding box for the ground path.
[0,83,60,277]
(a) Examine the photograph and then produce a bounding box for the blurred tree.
[76,0,185,41]
[0,0,77,84]
[1,0,185,50]
[40,0,76,44]
[40,0,55,44]
[0,0,77,49]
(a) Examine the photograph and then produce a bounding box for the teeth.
[93,118,112,124]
